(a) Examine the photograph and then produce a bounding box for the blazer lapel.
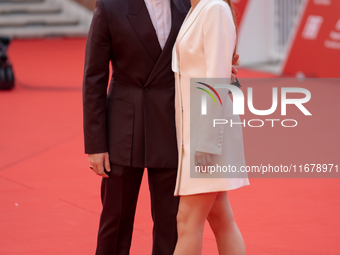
[127,0,162,63]
[144,0,188,87]
[176,0,210,45]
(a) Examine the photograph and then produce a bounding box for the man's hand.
[88,152,111,178]
[231,53,240,82]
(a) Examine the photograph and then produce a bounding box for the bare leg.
[173,192,218,255]
[207,192,246,255]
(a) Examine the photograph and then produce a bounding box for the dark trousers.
[95,164,179,255]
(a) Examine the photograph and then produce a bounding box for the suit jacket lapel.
[127,0,162,63]
[144,0,188,87]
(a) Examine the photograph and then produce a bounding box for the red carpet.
[0,38,339,255]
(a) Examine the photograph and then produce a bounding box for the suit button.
[144,87,149,92]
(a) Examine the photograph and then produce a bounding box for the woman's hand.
[195,151,213,172]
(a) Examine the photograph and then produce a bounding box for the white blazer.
[172,0,249,196]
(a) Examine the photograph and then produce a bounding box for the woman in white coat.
[172,0,249,254]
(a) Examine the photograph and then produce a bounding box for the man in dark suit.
[82,0,239,254]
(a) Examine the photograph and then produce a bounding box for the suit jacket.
[83,0,189,168]
[171,0,249,195]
